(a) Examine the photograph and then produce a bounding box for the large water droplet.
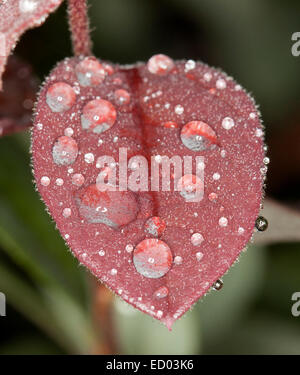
[46,82,76,113]
[144,216,166,237]
[52,136,78,165]
[81,99,117,134]
[147,54,174,76]
[75,57,106,87]
[133,239,173,279]
[180,121,218,151]
[75,184,138,228]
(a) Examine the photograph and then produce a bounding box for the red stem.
[67,0,92,56]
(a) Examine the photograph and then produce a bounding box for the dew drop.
[72,173,85,186]
[180,121,218,151]
[154,286,169,299]
[84,152,94,164]
[174,256,183,265]
[98,250,105,256]
[191,233,204,246]
[185,59,196,71]
[133,239,173,279]
[46,82,76,113]
[219,217,228,227]
[213,279,223,291]
[162,121,178,129]
[81,99,117,133]
[62,208,71,218]
[125,244,134,253]
[75,184,138,228]
[255,216,268,232]
[174,104,184,115]
[64,127,74,137]
[75,58,106,87]
[52,136,78,165]
[222,117,235,130]
[177,174,204,202]
[110,268,117,276]
[144,216,166,237]
[216,78,226,89]
[55,178,64,186]
[147,54,174,75]
[204,72,212,82]
[40,176,50,186]
[19,0,37,13]
[196,252,203,261]
[114,89,131,105]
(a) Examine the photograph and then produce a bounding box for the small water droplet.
[64,127,74,137]
[177,174,204,202]
[185,59,196,71]
[81,99,117,133]
[98,250,105,256]
[40,176,50,186]
[72,173,85,186]
[84,152,94,164]
[222,117,235,130]
[147,54,174,75]
[62,208,71,218]
[46,82,76,113]
[216,78,226,89]
[174,104,184,115]
[219,217,228,227]
[213,172,220,180]
[144,216,166,237]
[191,233,204,246]
[209,192,218,201]
[125,244,134,253]
[174,256,183,265]
[19,0,37,13]
[114,89,131,105]
[154,286,169,299]
[110,268,118,276]
[204,72,212,82]
[212,279,223,291]
[52,136,78,165]
[196,252,203,261]
[255,216,268,231]
[180,121,218,152]
[55,178,64,186]
[238,227,245,235]
[133,239,173,279]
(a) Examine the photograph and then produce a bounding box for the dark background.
[0,0,300,354]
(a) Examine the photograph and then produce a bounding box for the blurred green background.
[0,0,300,354]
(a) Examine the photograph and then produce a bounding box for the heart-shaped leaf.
[32,55,265,329]
[0,0,63,90]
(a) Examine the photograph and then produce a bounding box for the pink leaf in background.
[0,55,39,136]
[0,0,63,90]
[32,55,265,329]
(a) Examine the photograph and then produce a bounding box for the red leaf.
[32,55,265,329]
[0,55,39,136]
[0,0,63,90]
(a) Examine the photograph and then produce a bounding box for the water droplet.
[157,310,163,318]
[147,54,174,75]
[212,279,223,290]
[263,157,270,165]
[36,122,43,130]
[180,121,218,151]
[75,58,106,87]
[191,233,204,246]
[133,239,173,279]
[209,192,218,201]
[19,0,37,13]
[46,82,76,113]
[196,252,203,261]
[81,99,117,133]
[255,216,268,232]
[213,172,220,180]
[255,128,263,137]
[162,121,178,129]
[114,89,130,105]
[216,78,226,89]
[55,178,64,186]
[174,256,183,265]
[62,208,71,218]
[52,136,78,165]
[72,173,85,186]
[249,112,256,119]
[174,104,184,115]
[185,59,196,71]
[219,217,228,227]
[40,176,50,186]
[125,244,134,253]
[110,268,117,276]
[177,174,204,202]
[84,152,94,164]
[222,117,235,130]
[238,227,245,235]
[98,250,105,256]
[144,216,166,237]
[64,127,74,137]
[204,72,212,82]
[75,184,138,228]
[154,286,169,299]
